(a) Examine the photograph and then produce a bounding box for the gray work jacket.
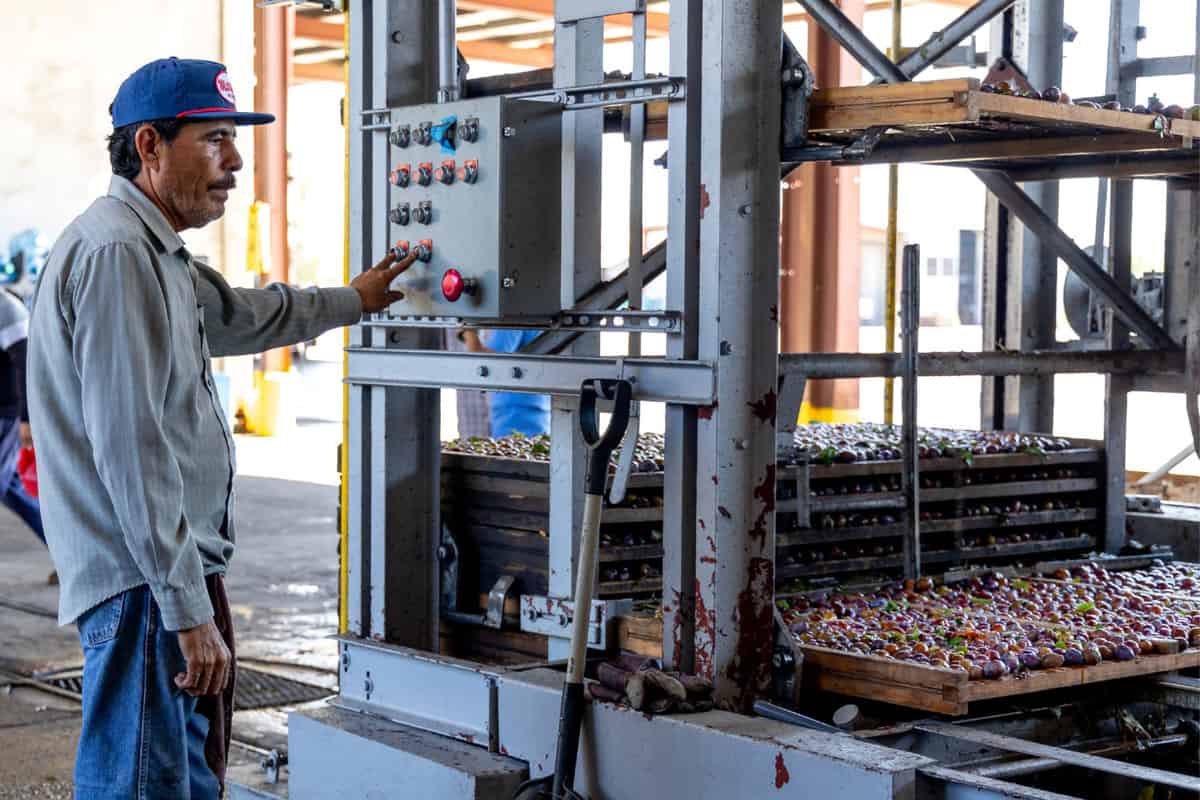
[29,176,362,630]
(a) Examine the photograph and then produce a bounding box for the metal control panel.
[382,97,562,320]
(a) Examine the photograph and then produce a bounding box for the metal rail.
[345,348,715,405]
[917,721,1200,793]
[779,348,1184,379]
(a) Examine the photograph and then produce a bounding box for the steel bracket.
[513,77,685,111]
[484,576,516,629]
[365,309,681,334]
[518,595,632,649]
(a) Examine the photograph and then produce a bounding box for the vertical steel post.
[661,0,702,672]
[1102,0,1139,553]
[979,0,1061,433]
[437,0,459,102]
[1010,0,1062,435]
[694,0,782,708]
[901,244,921,579]
[347,0,442,647]
[980,7,1015,431]
[547,15,604,660]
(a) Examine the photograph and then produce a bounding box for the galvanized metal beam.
[972,169,1176,351]
[661,0,703,674]
[792,0,906,83]
[778,348,1184,379]
[694,0,782,709]
[546,13,605,660]
[346,349,715,404]
[1009,0,1062,435]
[1121,55,1197,79]
[1101,0,1141,554]
[345,0,443,648]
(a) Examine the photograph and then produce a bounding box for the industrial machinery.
[285,1,1200,798]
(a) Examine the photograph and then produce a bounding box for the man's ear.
[134,124,162,172]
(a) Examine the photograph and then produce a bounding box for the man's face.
[145,120,243,230]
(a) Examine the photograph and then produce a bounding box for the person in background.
[445,329,491,439]
[0,288,48,569]
[459,329,550,437]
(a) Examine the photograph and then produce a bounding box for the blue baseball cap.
[111,57,275,128]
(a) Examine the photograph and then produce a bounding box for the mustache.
[209,178,237,191]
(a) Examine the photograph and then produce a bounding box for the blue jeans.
[0,415,43,545]
[74,585,220,799]
[3,461,43,544]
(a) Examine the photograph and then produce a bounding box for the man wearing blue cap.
[28,58,415,798]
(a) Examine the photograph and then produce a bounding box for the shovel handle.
[579,379,633,496]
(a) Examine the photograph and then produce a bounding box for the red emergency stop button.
[441,269,478,302]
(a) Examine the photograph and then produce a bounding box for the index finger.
[372,251,398,270]
[387,251,419,278]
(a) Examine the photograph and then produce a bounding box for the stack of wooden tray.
[440,430,1105,610]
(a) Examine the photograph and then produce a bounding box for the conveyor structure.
[286,1,1200,798]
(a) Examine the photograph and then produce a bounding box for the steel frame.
[293,1,1200,797]
[793,0,1198,560]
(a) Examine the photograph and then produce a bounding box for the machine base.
[288,705,528,799]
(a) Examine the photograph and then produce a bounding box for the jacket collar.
[107,175,187,256]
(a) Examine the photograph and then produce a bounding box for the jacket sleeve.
[69,242,212,631]
[193,260,363,358]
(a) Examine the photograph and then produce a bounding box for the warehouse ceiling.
[292,0,978,81]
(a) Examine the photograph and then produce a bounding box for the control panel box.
[383,97,562,319]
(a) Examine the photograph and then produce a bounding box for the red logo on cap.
[215,71,237,106]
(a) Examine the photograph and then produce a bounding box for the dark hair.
[106,104,187,180]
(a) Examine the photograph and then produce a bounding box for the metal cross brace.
[797,0,1177,351]
[794,0,1014,84]
[973,169,1177,350]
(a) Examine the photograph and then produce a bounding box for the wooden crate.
[441,433,1106,601]
[614,613,1200,716]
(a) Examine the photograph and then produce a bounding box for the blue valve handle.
[430,115,458,154]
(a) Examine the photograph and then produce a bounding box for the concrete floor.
[0,469,344,797]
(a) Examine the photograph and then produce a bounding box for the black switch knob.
[389,203,410,226]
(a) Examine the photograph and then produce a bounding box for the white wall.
[1,1,257,273]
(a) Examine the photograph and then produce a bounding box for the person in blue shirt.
[460,329,550,437]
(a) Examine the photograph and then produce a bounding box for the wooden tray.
[615,612,1200,716]
[801,644,1200,716]
[804,78,1200,180]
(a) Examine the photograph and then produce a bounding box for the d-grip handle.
[578,379,633,496]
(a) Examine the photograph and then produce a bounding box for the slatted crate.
[440,451,666,611]
[440,431,1106,610]
[775,442,1104,591]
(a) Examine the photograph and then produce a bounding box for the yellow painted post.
[338,12,351,635]
[883,0,902,425]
